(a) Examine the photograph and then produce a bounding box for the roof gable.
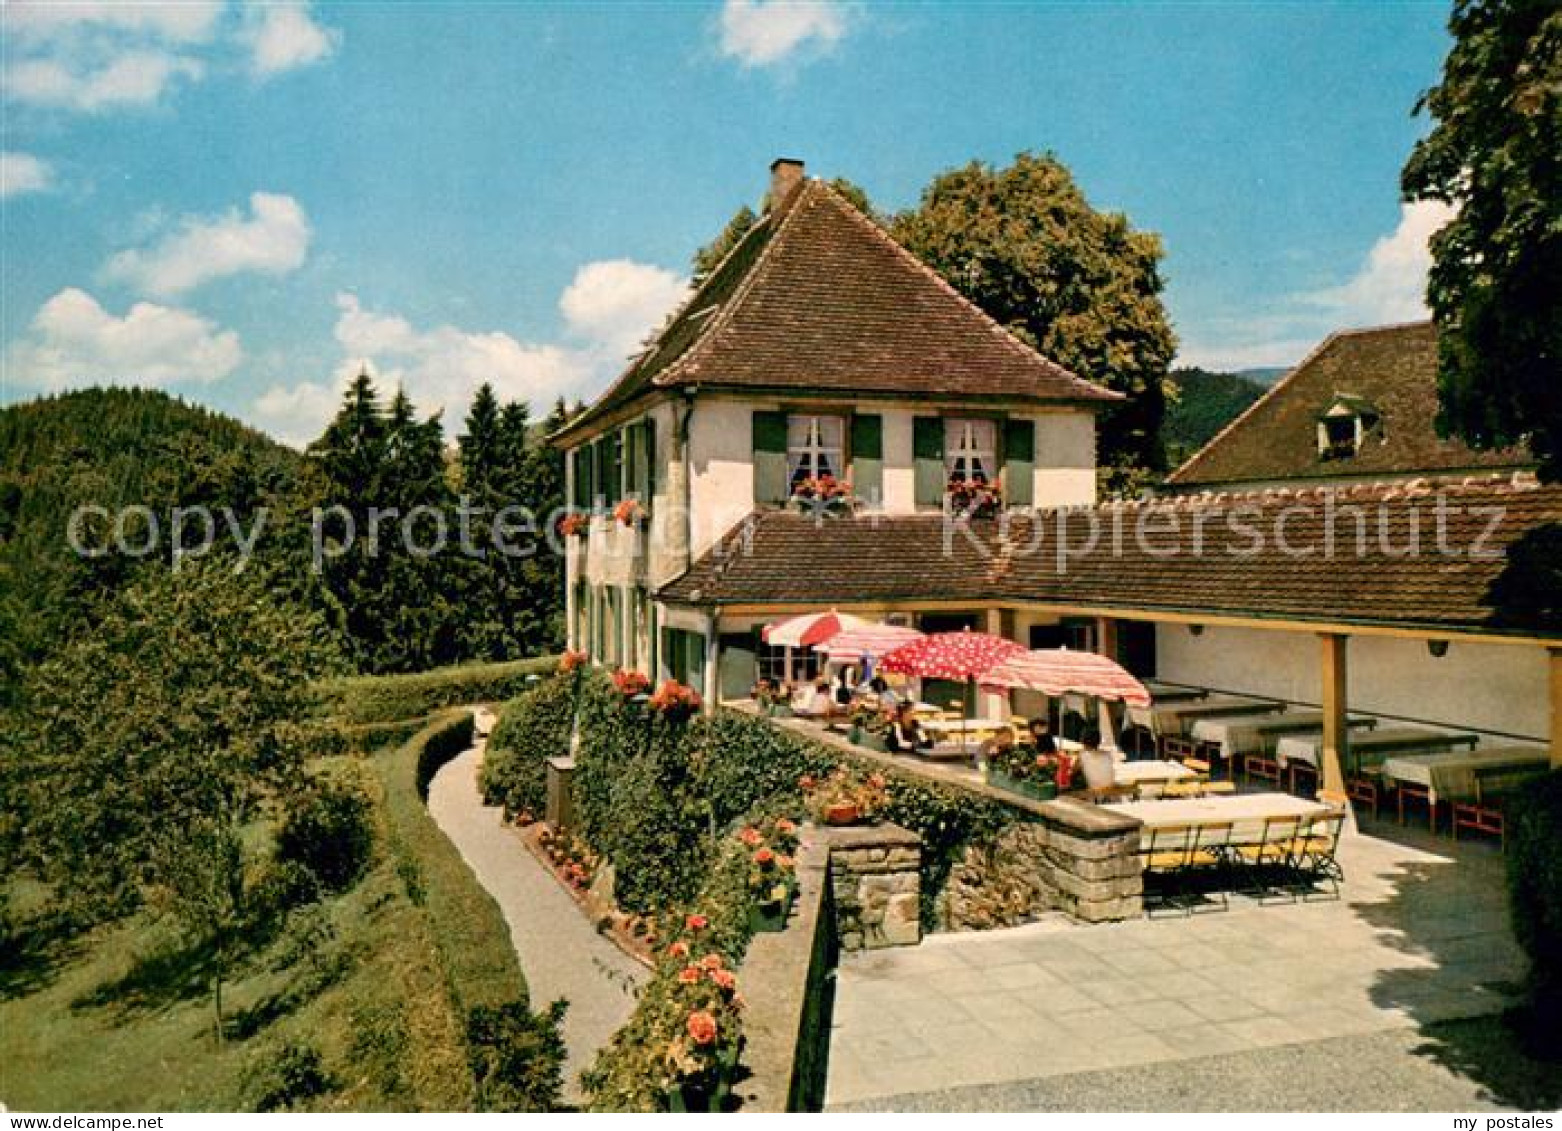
[556,177,1118,443]
[1167,322,1532,487]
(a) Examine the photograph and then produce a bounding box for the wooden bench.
[1451,765,1551,849]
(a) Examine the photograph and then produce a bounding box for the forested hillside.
[1163,367,1268,467]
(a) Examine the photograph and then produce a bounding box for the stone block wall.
[940,798,1142,929]
[818,823,922,952]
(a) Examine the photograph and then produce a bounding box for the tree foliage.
[1402,0,1562,481]
[893,152,1177,491]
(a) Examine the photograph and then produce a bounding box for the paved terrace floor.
[828,821,1540,1111]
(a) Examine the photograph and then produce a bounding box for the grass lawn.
[0,709,525,1112]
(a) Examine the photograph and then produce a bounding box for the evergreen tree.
[460,383,504,500]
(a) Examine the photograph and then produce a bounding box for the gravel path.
[425,717,646,1102]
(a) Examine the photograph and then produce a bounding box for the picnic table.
[1275,726,1480,771]
[1380,745,1550,805]
[1189,711,1375,760]
[1113,792,1332,844]
[921,717,1012,740]
[1127,696,1281,737]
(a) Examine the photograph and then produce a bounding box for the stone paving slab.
[827,826,1526,1109]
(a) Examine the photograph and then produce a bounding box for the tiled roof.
[658,474,1562,639]
[555,178,1117,442]
[1167,322,1533,488]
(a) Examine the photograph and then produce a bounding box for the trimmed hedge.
[415,712,476,801]
[315,656,558,727]
[479,666,586,819]
[1508,769,1562,1008]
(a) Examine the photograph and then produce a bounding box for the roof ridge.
[811,179,1122,403]
[1167,327,1349,483]
[654,178,818,390]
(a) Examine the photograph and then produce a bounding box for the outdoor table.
[1109,759,1197,787]
[1140,681,1209,704]
[1189,711,1375,760]
[1274,726,1480,771]
[1113,792,1332,845]
[1127,696,1281,737]
[921,717,1012,739]
[1379,745,1549,805]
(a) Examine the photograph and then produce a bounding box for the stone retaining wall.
[817,823,922,952]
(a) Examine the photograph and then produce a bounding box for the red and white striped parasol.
[979,647,1152,707]
[878,630,1027,681]
[761,609,872,649]
[816,623,925,662]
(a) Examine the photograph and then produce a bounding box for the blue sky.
[1,1,1454,446]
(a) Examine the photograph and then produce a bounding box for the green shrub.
[415,711,476,800]
[467,999,569,1112]
[480,666,584,818]
[1508,770,1562,1009]
[314,656,558,727]
[276,774,376,895]
[246,1040,333,1112]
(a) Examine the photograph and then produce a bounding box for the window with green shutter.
[643,417,658,499]
[913,416,944,507]
[850,414,883,506]
[752,410,789,506]
[625,421,643,500]
[570,447,590,509]
[1003,418,1035,507]
[603,430,624,505]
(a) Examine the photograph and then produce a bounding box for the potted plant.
[659,921,743,1112]
[648,679,702,724]
[789,474,853,516]
[846,702,892,751]
[946,476,1003,519]
[988,743,1062,801]
[558,511,588,538]
[801,767,888,826]
[611,668,652,699]
[613,497,647,528]
[739,819,800,932]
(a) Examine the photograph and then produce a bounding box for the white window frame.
[944,418,997,483]
[786,414,845,486]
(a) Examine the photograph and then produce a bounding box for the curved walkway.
[426,714,646,1102]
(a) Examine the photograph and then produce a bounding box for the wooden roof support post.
[982,607,1009,721]
[1319,632,1349,796]
[1096,616,1119,662]
[1550,647,1562,770]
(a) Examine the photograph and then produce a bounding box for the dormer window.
[1316,394,1381,461]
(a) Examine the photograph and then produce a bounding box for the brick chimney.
[768,157,805,211]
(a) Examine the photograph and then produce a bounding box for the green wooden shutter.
[626,421,645,499]
[570,448,587,508]
[850,414,883,506]
[752,410,789,506]
[913,416,944,507]
[1003,418,1035,507]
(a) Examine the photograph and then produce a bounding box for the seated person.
[751,676,774,704]
[792,678,831,717]
[884,703,932,754]
[831,667,855,707]
[1076,724,1117,790]
[1027,717,1057,755]
[867,675,900,711]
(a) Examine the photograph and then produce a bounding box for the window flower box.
[789,474,854,516]
[946,476,1002,519]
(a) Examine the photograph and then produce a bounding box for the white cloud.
[559,259,690,356]
[1176,200,1455,372]
[3,287,242,391]
[0,150,54,198]
[1302,200,1456,325]
[102,191,312,297]
[330,293,589,428]
[717,0,850,67]
[2,2,223,45]
[3,49,205,112]
[239,1,338,77]
[252,376,342,446]
[1,0,337,112]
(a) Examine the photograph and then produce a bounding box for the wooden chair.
[1345,774,1383,818]
[1140,823,1195,915]
[1287,760,1319,797]
[1230,817,1303,903]
[1243,751,1284,787]
[1186,821,1234,913]
[1291,810,1346,900]
[1183,756,1237,795]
